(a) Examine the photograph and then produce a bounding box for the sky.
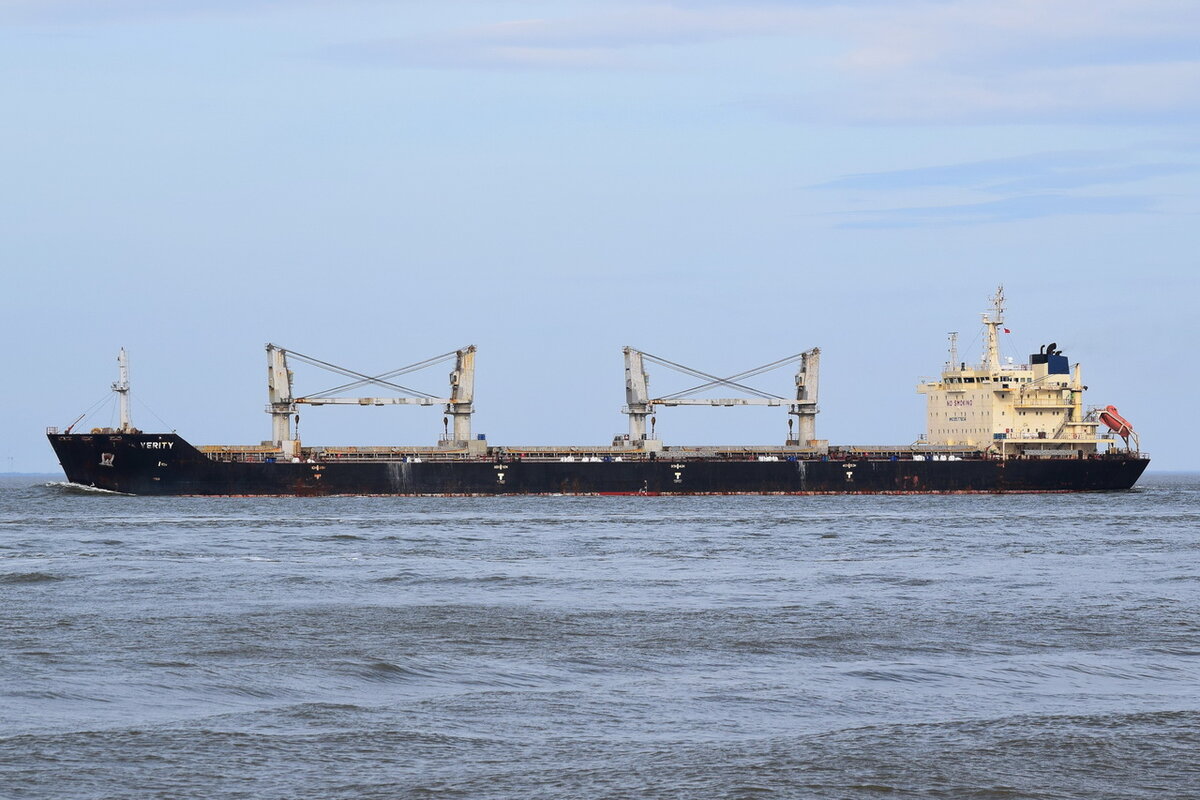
[2,0,1197,472]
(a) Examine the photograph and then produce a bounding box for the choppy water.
[2,473,1198,799]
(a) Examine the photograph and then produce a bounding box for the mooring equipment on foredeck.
[621,347,820,446]
[265,344,478,454]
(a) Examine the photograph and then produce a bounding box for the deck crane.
[265,344,479,456]
[621,347,820,448]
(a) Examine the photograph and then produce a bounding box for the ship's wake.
[42,481,131,496]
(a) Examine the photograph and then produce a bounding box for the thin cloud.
[833,0,1200,72]
[812,151,1125,191]
[834,194,1156,229]
[785,61,1200,125]
[323,37,640,71]
[12,0,1200,124]
[0,0,317,23]
[813,149,1200,192]
[987,163,1199,193]
[320,1,1200,124]
[319,5,832,70]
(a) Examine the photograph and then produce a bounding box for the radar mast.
[113,348,133,433]
[981,285,1005,373]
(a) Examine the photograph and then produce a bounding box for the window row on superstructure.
[942,375,1033,384]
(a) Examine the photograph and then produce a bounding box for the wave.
[41,481,130,496]
[0,571,65,584]
[345,659,446,683]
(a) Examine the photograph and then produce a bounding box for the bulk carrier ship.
[47,288,1148,495]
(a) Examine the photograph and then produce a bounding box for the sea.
[2,473,1198,799]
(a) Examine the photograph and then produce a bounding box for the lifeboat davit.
[1099,405,1134,438]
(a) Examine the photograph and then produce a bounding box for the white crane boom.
[656,398,785,407]
[297,397,447,406]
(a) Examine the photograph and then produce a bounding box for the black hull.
[47,433,1150,496]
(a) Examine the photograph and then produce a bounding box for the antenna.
[947,332,959,371]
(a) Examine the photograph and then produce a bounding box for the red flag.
[1003,328,1011,333]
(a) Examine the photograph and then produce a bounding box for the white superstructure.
[917,287,1116,457]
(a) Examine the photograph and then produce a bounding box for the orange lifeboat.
[1099,405,1134,439]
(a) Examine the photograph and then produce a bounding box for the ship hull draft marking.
[46,289,1149,496]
